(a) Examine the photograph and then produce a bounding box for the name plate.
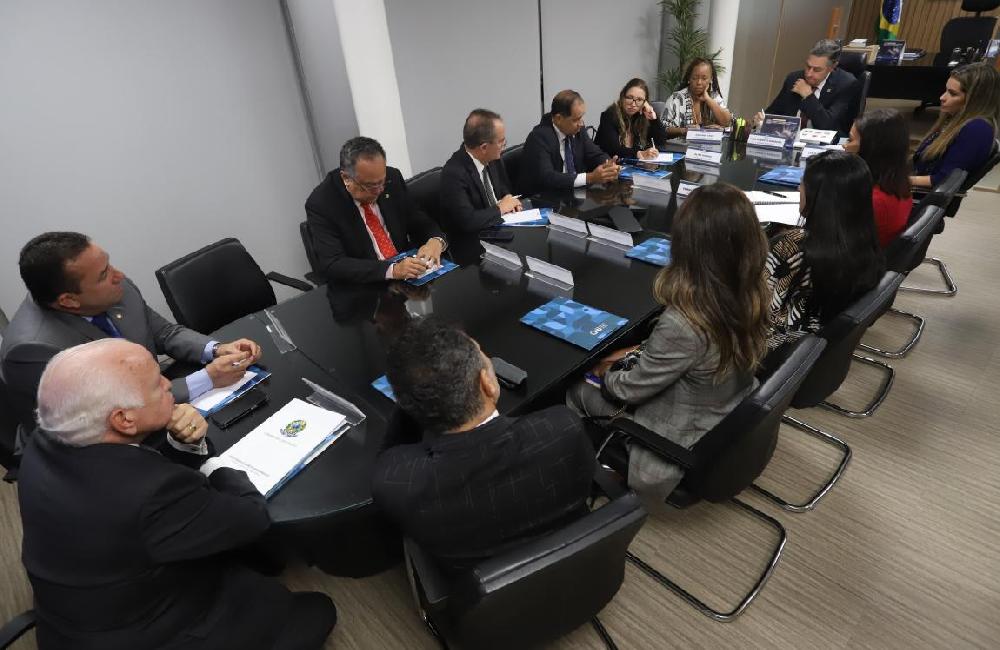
[587,223,634,248]
[800,145,826,161]
[685,147,723,165]
[480,241,523,269]
[747,133,788,150]
[686,128,725,143]
[676,181,699,197]
[797,128,838,145]
[524,256,574,287]
[548,212,589,237]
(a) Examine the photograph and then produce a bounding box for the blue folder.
[618,165,671,181]
[386,249,459,286]
[758,166,804,187]
[625,238,672,266]
[372,375,396,402]
[195,365,271,415]
[520,297,628,351]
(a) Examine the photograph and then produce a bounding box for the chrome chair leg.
[858,307,926,358]
[899,257,957,296]
[820,353,895,418]
[751,415,852,512]
[625,498,787,622]
[590,616,619,650]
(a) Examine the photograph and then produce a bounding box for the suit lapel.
[462,152,490,206]
[50,309,105,342]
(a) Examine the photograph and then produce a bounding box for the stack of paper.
[753,204,802,226]
[213,398,348,498]
[501,208,551,227]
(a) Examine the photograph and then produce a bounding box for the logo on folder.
[280,419,307,438]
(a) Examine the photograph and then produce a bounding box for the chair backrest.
[838,50,866,78]
[299,221,320,276]
[886,206,946,273]
[406,167,443,225]
[939,14,998,56]
[682,335,827,502]
[651,100,667,120]
[0,374,22,469]
[445,492,646,649]
[155,238,276,334]
[962,138,1000,191]
[790,271,904,409]
[501,143,525,194]
[856,70,872,116]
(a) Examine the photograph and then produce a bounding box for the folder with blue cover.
[618,165,671,181]
[386,249,459,286]
[371,375,396,402]
[758,166,804,187]
[625,238,672,266]
[520,297,628,351]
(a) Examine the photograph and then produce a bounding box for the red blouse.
[872,186,912,248]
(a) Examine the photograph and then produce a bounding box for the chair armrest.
[592,465,627,499]
[404,538,451,611]
[609,419,698,470]
[265,271,313,292]
[0,610,36,648]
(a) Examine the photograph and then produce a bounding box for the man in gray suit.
[1,232,262,437]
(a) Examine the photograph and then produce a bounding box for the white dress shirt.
[354,199,397,280]
[466,151,498,203]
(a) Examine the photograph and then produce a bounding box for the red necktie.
[362,203,397,259]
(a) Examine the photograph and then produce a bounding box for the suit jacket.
[372,405,596,574]
[594,106,669,160]
[439,146,513,235]
[18,429,292,650]
[304,166,445,284]
[0,278,210,427]
[764,67,860,134]
[518,114,610,194]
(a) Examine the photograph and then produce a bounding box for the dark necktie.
[564,136,576,175]
[91,312,120,338]
[482,166,497,206]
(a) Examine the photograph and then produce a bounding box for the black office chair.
[298,221,326,286]
[650,100,667,120]
[838,51,872,120]
[406,167,444,226]
[593,335,826,620]
[932,0,1000,67]
[404,469,646,649]
[859,206,947,358]
[156,238,312,334]
[751,273,903,513]
[0,374,22,471]
[500,143,525,195]
[0,609,35,649]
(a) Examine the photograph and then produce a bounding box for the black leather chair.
[932,0,1000,67]
[593,335,826,620]
[838,51,872,120]
[0,609,35,649]
[404,469,646,649]
[406,167,443,227]
[500,143,525,195]
[859,206,947,358]
[155,238,312,334]
[0,374,22,471]
[298,221,326,286]
[903,169,968,295]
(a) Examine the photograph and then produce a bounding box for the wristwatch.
[211,342,222,358]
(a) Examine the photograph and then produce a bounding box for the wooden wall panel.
[846,0,999,53]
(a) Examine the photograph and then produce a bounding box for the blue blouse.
[913,117,996,186]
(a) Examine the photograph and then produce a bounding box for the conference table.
[202,135,803,577]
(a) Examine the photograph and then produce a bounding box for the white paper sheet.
[744,191,799,205]
[754,203,803,226]
[190,371,255,412]
[501,208,542,224]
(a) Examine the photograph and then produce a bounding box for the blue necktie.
[564,136,576,175]
[90,313,120,338]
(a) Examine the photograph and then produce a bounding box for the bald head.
[37,339,172,446]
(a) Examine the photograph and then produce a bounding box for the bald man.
[17,340,336,650]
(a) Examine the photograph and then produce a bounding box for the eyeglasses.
[348,176,387,192]
[622,96,646,105]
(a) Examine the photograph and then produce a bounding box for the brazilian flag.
[878,0,903,41]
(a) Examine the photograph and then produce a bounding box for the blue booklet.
[371,375,396,402]
[386,249,458,286]
[618,165,671,181]
[758,166,804,187]
[520,297,628,351]
[194,365,271,415]
[626,237,672,266]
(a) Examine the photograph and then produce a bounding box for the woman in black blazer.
[595,78,669,160]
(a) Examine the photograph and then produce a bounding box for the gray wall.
[0,0,318,317]
[728,0,782,119]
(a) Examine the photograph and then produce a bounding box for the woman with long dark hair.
[568,183,770,500]
[912,62,1000,188]
[844,108,913,247]
[595,77,669,160]
[661,57,732,138]
[767,151,884,347]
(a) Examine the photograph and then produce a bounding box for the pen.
[764,190,785,197]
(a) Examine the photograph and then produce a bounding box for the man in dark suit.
[17,339,336,649]
[372,318,596,574]
[439,108,524,236]
[305,136,447,284]
[758,39,860,135]
[0,232,260,438]
[519,89,621,194]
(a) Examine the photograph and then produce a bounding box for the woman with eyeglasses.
[662,58,732,139]
[595,77,669,160]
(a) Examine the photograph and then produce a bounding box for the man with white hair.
[17,339,337,650]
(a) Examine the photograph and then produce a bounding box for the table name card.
[587,223,635,248]
[548,212,589,237]
[747,133,788,149]
[524,256,574,287]
[480,241,523,269]
[685,147,723,165]
[686,128,725,143]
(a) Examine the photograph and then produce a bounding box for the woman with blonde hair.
[595,77,669,160]
[567,183,770,500]
[912,62,1000,188]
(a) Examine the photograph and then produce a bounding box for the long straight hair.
[921,62,1000,162]
[610,78,652,148]
[801,151,885,321]
[855,108,911,199]
[654,183,770,378]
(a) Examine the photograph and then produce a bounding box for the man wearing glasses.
[305,137,447,284]
[439,108,522,236]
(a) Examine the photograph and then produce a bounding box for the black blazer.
[764,67,860,135]
[18,429,293,650]
[439,146,513,235]
[372,405,596,574]
[518,114,609,194]
[305,166,445,284]
[594,106,669,160]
